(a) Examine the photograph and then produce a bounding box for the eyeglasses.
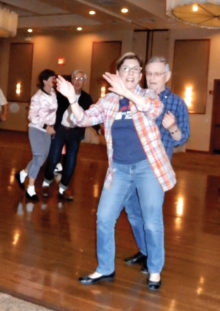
[72,77,86,81]
[120,66,142,74]
[145,72,166,78]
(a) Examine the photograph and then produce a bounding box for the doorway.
[90,41,121,102]
[210,79,220,153]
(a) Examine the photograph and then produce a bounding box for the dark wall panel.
[172,39,210,114]
[7,43,33,102]
[90,41,121,102]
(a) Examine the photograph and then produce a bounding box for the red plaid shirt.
[72,85,176,191]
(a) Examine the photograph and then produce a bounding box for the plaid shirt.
[157,87,190,160]
[28,89,58,129]
[72,85,176,192]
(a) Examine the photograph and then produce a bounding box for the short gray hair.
[145,56,170,72]
[71,70,87,80]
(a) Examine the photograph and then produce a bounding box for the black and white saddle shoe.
[147,277,161,291]
[141,261,148,274]
[15,172,25,190]
[78,272,115,285]
[25,191,39,202]
[124,251,147,265]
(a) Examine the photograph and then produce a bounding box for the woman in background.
[16,69,57,201]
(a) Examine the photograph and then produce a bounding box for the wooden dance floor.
[0,130,220,311]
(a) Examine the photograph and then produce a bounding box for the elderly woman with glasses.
[57,52,176,291]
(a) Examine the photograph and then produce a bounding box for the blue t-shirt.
[111,98,146,164]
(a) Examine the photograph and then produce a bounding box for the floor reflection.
[1,131,220,310]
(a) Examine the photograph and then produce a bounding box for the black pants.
[44,125,80,187]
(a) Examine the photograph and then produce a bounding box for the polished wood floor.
[0,130,220,311]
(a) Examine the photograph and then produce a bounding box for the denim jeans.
[124,189,147,256]
[44,125,80,188]
[96,159,165,275]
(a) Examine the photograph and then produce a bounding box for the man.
[42,70,99,200]
[0,88,8,121]
[124,56,190,290]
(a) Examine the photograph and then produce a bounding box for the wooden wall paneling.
[90,41,121,102]
[7,43,33,102]
[172,39,210,114]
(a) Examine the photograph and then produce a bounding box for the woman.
[57,52,176,290]
[16,69,57,201]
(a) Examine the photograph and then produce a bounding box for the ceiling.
[0,0,188,35]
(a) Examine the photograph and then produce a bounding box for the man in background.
[42,70,100,200]
[124,56,190,288]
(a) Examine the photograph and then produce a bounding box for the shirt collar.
[159,87,171,100]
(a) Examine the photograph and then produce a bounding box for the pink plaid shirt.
[72,85,176,191]
[28,89,57,130]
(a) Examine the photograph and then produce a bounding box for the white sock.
[149,273,160,282]
[27,185,36,196]
[42,180,50,187]
[55,162,63,172]
[88,272,103,279]
[59,187,65,194]
[20,170,27,183]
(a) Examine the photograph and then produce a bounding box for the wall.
[0,29,133,133]
[24,29,133,95]
[169,28,220,152]
[0,40,9,93]
[152,30,170,61]
[1,26,220,151]
[133,28,219,152]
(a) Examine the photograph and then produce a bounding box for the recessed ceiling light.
[89,10,96,15]
[121,7,128,14]
[76,26,83,31]
[27,28,33,33]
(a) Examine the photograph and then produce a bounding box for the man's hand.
[162,111,182,141]
[0,113,6,121]
[162,111,176,130]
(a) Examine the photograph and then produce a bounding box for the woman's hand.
[56,75,76,103]
[103,72,129,97]
[46,125,56,135]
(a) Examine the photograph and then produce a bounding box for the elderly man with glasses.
[123,56,190,289]
[42,70,100,200]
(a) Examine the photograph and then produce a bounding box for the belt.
[61,124,74,130]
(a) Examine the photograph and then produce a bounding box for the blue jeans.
[125,189,147,256]
[44,125,80,188]
[96,159,165,275]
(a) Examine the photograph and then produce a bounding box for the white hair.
[145,56,170,72]
[71,70,87,79]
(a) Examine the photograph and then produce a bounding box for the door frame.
[210,79,220,153]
